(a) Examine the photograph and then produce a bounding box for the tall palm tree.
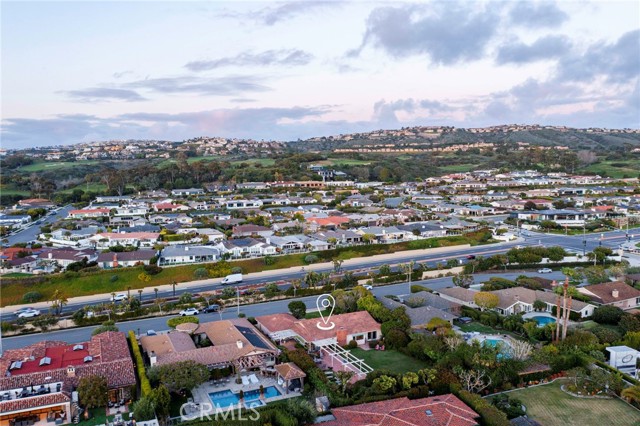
[553,281,562,342]
[562,285,579,341]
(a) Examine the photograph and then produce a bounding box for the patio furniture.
[241,376,250,386]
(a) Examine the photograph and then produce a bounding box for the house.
[139,319,278,373]
[578,281,640,310]
[379,296,458,328]
[18,199,55,209]
[67,208,110,219]
[319,394,479,426]
[267,235,306,253]
[397,222,447,238]
[113,206,148,217]
[153,203,189,212]
[158,245,220,265]
[357,226,407,243]
[306,216,350,230]
[341,195,374,208]
[224,199,263,209]
[216,238,276,258]
[37,248,98,270]
[256,311,381,349]
[312,229,363,245]
[232,224,273,238]
[0,215,31,226]
[89,232,160,249]
[0,332,136,426]
[438,286,596,318]
[96,250,156,268]
[171,188,204,196]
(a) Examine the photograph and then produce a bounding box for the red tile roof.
[0,392,70,414]
[323,395,479,426]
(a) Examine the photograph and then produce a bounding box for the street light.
[582,223,586,256]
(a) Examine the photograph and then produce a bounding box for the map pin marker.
[316,294,336,330]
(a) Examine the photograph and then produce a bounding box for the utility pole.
[237,286,240,315]
[582,223,586,256]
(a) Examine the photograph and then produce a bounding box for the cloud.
[372,98,455,127]
[185,49,313,71]
[247,1,337,25]
[63,87,147,102]
[496,35,572,64]
[556,29,640,83]
[351,3,500,65]
[1,105,332,148]
[509,1,568,28]
[124,75,271,96]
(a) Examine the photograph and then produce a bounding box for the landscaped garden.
[490,380,640,426]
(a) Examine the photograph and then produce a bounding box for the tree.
[150,360,209,393]
[78,375,108,413]
[193,268,209,279]
[417,368,437,386]
[533,299,547,312]
[284,398,316,425]
[452,273,474,289]
[50,289,68,316]
[622,385,640,403]
[372,375,396,393]
[334,370,355,394]
[474,292,499,311]
[583,266,609,285]
[362,233,375,244]
[455,367,492,393]
[151,385,171,421]
[303,271,321,288]
[506,340,533,361]
[592,305,624,325]
[288,301,307,319]
[131,396,156,421]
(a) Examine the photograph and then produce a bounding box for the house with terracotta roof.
[139,319,278,373]
[319,394,479,426]
[578,281,640,310]
[0,332,135,426]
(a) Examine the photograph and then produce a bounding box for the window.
[39,357,52,366]
[73,344,84,351]
[9,361,22,370]
[83,356,93,363]
[636,297,640,305]
[367,331,377,340]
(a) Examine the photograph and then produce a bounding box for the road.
[0,270,567,351]
[4,240,528,316]
[5,205,74,245]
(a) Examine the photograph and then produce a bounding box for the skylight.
[73,344,84,351]
[425,410,433,416]
[39,357,51,366]
[83,356,93,363]
[9,361,22,370]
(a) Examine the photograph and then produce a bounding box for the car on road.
[14,307,35,316]
[466,255,476,259]
[538,268,553,274]
[361,284,373,290]
[18,309,41,318]
[202,304,220,313]
[179,307,199,316]
[146,330,157,336]
[111,293,128,302]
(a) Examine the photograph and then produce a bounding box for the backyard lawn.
[350,348,429,374]
[490,380,640,426]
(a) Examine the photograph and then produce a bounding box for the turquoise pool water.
[531,316,556,327]
[482,338,511,359]
[209,386,282,409]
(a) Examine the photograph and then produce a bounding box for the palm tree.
[154,288,159,304]
[137,289,143,301]
[622,385,640,403]
[562,284,579,341]
[553,282,562,342]
[126,286,132,300]
[172,281,178,297]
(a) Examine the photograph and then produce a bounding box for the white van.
[221,273,243,285]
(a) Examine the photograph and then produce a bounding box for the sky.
[1,0,639,148]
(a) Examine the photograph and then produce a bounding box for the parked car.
[361,284,373,290]
[146,330,157,336]
[466,255,476,259]
[538,268,553,274]
[202,304,220,313]
[18,309,41,318]
[179,307,199,316]
[111,293,128,302]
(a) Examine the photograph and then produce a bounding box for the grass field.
[490,381,640,426]
[230,158,276,166]
[59,183,109,194]
[439,163,477,173]
[583,160,640,179]
[0,187,30,196]
[349,348,429,374]
[318,158,373,166]
[17,160,101,172]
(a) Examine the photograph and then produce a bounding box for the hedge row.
[410,284,433,294]
[594,360,640,386]
[452,388,510,426]
[128,330,152,396]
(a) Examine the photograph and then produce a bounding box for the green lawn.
[78,407,125,426]
[490,381,640,426]
[0,186,30,196]
[349,348,429,374]
[230,158,276,166]
[439,163,477,173]
[583,160,640,179]
[320,158,373,166]
[1,273,33,278]
[59,183,109,194]
[17,160,101,172]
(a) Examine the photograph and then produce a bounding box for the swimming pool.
[483,338,509,348]
[530,316,556,327]
[482,338,511,359]
[209,386,282,409]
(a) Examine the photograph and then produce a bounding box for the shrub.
[304,254,319,264]
[22,291,42,303]
[454,389,510,426]
[592,305,624,325]
[167,316,199,328]
[109,275,119,283]
[231,266,243,274]
[591,326,622,344]
[238,313,246,318]
[347,339,358,349]
[143,264,163,275]
[128,330,152,396]
[410,284,432,293]
[92,321,118,336]
[247,317,257,325]
[288,301,307,319]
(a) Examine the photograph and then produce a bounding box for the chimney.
[149,351,157,367]
[112,253,118,268]
[66,366,76,377]
[48,253,52,259]
[185,246,189,251]
[236,340,243,349]
[612,289,619,298]
[336,327,348,346]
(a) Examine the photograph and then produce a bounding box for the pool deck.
[190,373,301,412]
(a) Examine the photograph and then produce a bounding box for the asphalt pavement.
[6,205,74,245]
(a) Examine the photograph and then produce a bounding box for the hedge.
[167,316,200,328]
[453,388,510,426]
[128,330,152,396]
[410,284,433,293]
[594,360,640,386]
